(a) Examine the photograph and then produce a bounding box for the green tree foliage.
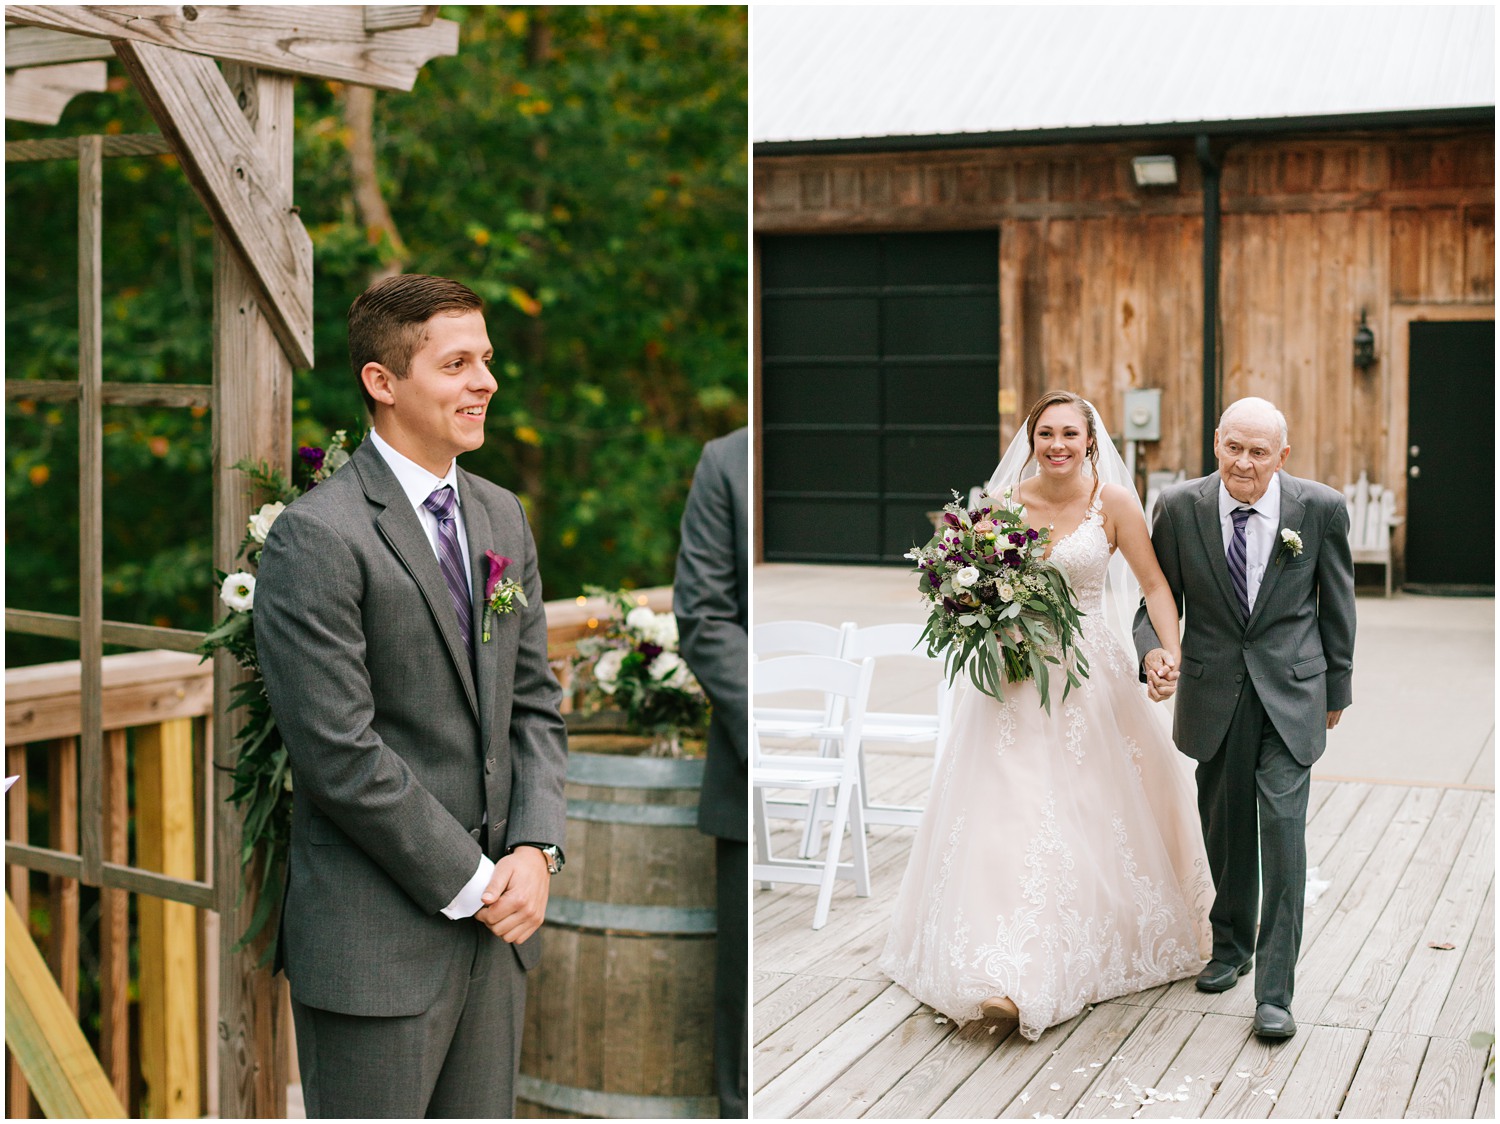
[6,6,747,667]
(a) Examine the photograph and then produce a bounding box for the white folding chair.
[801,622,951,851]
[751,620,851,739]
[752,655,874,930]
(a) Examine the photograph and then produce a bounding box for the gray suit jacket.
[255,438,568,1017]
[1134,471,1356,767]
[674,428,748,842]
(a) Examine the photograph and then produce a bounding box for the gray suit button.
[469,827,482,840]
[1234,674,1244,683]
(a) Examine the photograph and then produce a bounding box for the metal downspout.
[1197,134,1221,473]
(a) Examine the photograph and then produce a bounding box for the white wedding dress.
[880,493,1213,1040]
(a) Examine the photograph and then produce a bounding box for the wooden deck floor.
[753,749,1495,1119]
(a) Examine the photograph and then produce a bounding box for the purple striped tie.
[1227,506,1253,620]
[423,485,473,656]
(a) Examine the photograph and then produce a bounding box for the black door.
[1405,319,1494,590]
[760,231,1000,563]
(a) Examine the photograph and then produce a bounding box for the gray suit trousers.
[1196,681,1310,1009]
[291,923,526,1118]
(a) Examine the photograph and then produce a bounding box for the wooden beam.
[212,61,293,1122]
[5,380,212,409]
[46,739,80,1017]
[98,730,130,1109]
[6,747,33,1119]
[136,719,201,1119]
[114,41,314,368]
[5,894,128,1118]
[6,6,458,92]
[7,650,214,747]
[5,26,116,69]
[364,6,438,32]
[5,61,107,124]
[5,608,205,652]
[77,133,104,891]
[6,133,173,161]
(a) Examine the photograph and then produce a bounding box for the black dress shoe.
[1253,1003,1296,1039]
[1195,959,1252,992]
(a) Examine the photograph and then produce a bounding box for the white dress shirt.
[369,429,494,920]
[1217,471,1281,612]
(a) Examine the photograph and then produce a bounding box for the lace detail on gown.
[880,493,1213,1040]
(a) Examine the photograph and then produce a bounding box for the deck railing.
[3,587,670,1118]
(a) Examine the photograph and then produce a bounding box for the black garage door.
[760,231,1000,563]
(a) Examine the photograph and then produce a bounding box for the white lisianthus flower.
[625,606,656,635]
[247,501,285,544]
[649,651,684,682]
[649,613,680,649]
[997,582,1015,602]
[594,648,626,693]
[220,571,256,612]
[954,566,980,588]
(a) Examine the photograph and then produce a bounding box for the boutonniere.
[1275,527,1303,566]
[482,550,528,642]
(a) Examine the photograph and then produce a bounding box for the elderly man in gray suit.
[674,427,748,1117]
[256,275,568,1117]
[1135,396,1355,1041]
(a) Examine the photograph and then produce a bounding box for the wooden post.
[136,719,201,1118]
[7,743,33,1118]
[212,62,296,1119]
[99,728,130,1107]
[45,737,79,1014]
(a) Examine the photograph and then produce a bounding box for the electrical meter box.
[1122,388,1162,442]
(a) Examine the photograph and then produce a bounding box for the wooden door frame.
[1385,302,1494,581]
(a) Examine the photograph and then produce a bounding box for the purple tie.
[1227,506,1253,620]
[423,485,473,656]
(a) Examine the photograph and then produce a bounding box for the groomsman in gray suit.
[1135,397,1355,1041]
[256,275,568,1116]
[674,427,748,1117]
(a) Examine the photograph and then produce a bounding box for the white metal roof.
[753,5,1496,145]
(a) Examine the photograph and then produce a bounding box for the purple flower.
[298,445,325,472]
[1003,549,1022,567]
[639,641,664,661]
[942,596,961,615]
[1027,528,1040,541]
[1008,531,1025,546]
[927,570,941,589]
[484,550,513,599]
[943,512,961,528]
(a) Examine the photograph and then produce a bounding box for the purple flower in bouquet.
[298,445,325,473]
[1003,549,1022,566]
[640,641,664,661]
[1027,528,1040,541]
[943,512,961,528]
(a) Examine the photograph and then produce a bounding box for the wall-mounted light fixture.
[1131,155,1178,187]
[1353,309,1377,370]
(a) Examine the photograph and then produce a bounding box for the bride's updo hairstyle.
[1023,390,1100,479]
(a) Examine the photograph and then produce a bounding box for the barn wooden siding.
[754,129,1494,548]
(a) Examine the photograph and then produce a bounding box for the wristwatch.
[510,842,565,875]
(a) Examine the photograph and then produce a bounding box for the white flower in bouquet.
[955,566,980,588]
[625,606,657,635]
[648,651,692,689]
[648,613,680,649]
[220,571,256,612]
[247,501,286,544]
[594,647,626,693]
[997,581,1015,602]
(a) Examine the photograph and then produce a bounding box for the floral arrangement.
[481,549,527,642]
[907,489,1089,715]
[198,430,352,962]
[571,587,709,755]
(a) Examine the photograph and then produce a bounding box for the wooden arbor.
[4,8,458,1116]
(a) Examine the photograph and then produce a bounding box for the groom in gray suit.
[674,427,749,1117]
[256,275,568,1116]
[1135,397,1355,1040]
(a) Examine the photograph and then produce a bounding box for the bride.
[880,390,1212,1040]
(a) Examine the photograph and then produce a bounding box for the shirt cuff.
[440,854,495,919]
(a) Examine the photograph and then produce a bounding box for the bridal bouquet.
[572,587,709,756]
[198,429,353,961]
[908,490,1089,714]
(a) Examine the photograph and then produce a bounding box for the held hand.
[1143,648,1179,702]
[474,847,550,944]
[1327,709,1345,730]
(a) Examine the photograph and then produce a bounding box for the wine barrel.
[517,747,717,1119]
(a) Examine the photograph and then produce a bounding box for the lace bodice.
[1047,494,1111,620]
